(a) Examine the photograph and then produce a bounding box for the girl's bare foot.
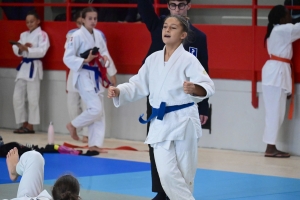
[66,123,79,141]
[6,147,19,181]
[89,146,108,153]
[82,136,88,143]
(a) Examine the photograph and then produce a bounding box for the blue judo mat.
[1,154,300,199]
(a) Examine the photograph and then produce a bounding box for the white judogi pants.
[262,85,287,145]
[67,91,88,137]
[153,121,198,200]
[72,75,105,147]
[15,151,46,198]
[13,77,40,125]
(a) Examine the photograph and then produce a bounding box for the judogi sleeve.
[113,60,150,107]
[185,58,215,103]
[63,35,84,72]
[27,31,50,58]
[12,33,25,57]
[291,23,300,42]
[64,32,72,49]
[98,36,117,77]
[194,29,210,116]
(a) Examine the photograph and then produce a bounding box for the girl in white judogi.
[65,11,115,143]
[12,10,50,134]
[63,7,117,153]
[108,15,215,200]
[262,5,300,158]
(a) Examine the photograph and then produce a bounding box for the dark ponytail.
[264,5,286,43]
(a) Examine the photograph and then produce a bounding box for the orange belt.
[270,54,294,120]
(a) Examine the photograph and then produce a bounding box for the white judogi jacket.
[63,26,117,93]
[11,190,52,200]
[262,23,300,94]
[12,26,50,81]
[113,44,215,145]
[65,28,111,92]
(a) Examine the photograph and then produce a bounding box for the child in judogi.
[137,1,210,198]
[6,147,80,200]
[262,5,300,158]
[108,15,215,200]
[65,11,89,143]
[12,10,50,134]
[65,11,113,143]
[63,7,117,153]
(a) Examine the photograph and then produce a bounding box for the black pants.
[147,97,165,193]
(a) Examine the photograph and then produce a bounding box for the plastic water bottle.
[54,145,81,155]
[47,122,55,144]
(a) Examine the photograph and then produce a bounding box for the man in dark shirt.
[137,0,209,199]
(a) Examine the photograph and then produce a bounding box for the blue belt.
[82,65,102,91]
[139,102,194,124]
[16,58,40,78]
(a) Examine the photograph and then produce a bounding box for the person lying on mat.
[6,147,81,200]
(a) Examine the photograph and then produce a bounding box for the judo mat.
[1,154,300,200]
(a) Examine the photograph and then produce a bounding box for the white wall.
[1,68,300,155]
[200,80,300,156]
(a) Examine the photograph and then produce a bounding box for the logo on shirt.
[67,37,74,48]
[189,47,198,57]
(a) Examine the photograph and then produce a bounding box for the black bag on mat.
[0,142,37,157]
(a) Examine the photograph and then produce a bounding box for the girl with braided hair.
[262,5,300,158]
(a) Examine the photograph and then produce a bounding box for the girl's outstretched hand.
[108,86,120,98]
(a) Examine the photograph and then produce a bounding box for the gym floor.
[1,129,300,200]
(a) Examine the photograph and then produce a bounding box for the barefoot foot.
[89,146,108,153]
[66,123,79,141]
[82,136,88,143]
[6,147,19,181]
